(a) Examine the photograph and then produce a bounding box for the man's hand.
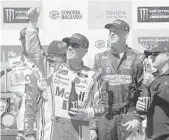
[121,119,141,132]
[27,7,40,22]
[143,72,154,86]
[90,130,98,140]
[136,97,151,112]
[26,136,36,140]
[69,108,94,120]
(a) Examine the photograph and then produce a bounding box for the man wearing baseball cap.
[90,19,146,140]
[24,32,108,140]
[137,41,169,140]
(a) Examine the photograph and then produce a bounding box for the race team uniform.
[24,62,108,140]
[146,69,169,140]
[7,55,42,131]
[90,46,145,140]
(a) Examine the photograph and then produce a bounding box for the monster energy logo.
[3,8,29,23]
[139,8,149,22]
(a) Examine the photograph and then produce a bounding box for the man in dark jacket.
[137,41,169,140]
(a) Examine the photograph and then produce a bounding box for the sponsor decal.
[11,71,31,86]
[103,74,132,85]
[138,7,169,22]
[59,69,68,76]
[81,80,88,84]
[3,8,30,23]
[49,10,83,19]
[8,56,23,68]
[74,77,81,84]
[55,86,86,101]
[95,40,106,49]
[138,37,169,50]
[123,59,133,69]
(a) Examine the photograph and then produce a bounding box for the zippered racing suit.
[90,46,145,140]
[24,62,108,140]
[6,55,41,132]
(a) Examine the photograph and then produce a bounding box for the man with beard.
[136,41,169,140]
[90,19,145,140]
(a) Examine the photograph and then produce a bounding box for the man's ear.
[125,32,129,39]
[83,49,88,56]
[166,52,169,59]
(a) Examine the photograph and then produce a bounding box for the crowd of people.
[1,7,169,140]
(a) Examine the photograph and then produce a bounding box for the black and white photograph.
[1,0,169,140]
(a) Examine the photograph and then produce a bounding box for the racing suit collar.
[110,45,129,58]
[67,61,84,71]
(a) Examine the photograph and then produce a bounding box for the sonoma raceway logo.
[49,10,83,19]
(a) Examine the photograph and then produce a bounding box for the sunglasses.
[151,52,161,57]
[144,51,161,57]
[68,43,81,49]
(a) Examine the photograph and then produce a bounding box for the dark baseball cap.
[145,41,169,54]
[105,19,130,32]
[62,33,89,49]
[47,40,67,55]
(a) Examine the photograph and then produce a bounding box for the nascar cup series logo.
[138,7,169,22]
[3,8,29,23]
[95,40,106,49]
[49,10,83,19]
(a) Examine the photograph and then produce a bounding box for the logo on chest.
[123,58,133,69]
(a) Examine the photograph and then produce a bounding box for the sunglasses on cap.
[151,52,161,56]
[67,43,87,49]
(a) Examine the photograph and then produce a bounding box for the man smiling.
[90,19,145,140]
[24,33,108,140]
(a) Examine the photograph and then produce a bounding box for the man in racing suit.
[24,33,108,140]
[90,19,145,140]
[14,7,66,135]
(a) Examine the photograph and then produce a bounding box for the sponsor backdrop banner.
[88,1,132,30]
[1,1,43,30]
[132,29,169,52]
[138,7,169,22]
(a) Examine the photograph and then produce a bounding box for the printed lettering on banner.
[53,69,94,120]
[102,74,132,85]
